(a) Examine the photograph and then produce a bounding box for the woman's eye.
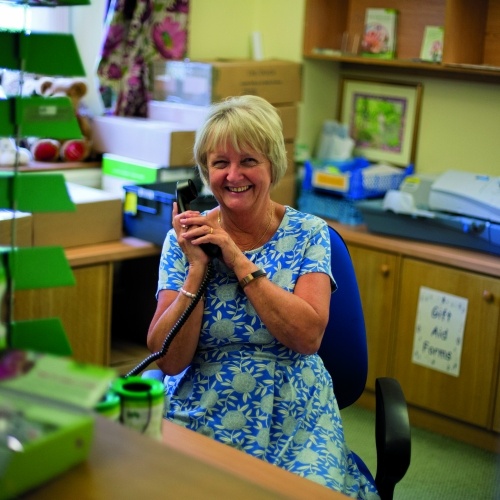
[242,157,258,166]
[211,160,228,169]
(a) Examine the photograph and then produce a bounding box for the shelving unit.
[0,3,90,354]
[303,0,500,81]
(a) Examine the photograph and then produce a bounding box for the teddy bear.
[0,138,32,167]
[29,77,93,163]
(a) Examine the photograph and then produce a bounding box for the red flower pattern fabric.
[97,0,188,117]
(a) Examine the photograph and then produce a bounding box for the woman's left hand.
[179,210,241,269]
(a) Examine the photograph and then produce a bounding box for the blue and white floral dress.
[156,206,379,499]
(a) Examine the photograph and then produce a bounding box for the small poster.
[412,286,468,377]
[361,8,398,60]
[420,26,444,62]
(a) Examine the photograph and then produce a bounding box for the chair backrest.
[318,225,368,410]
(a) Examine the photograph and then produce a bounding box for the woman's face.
[207,143,272,213]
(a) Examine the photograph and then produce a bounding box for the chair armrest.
[374,377,411,500]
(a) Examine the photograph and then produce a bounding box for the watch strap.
[239,269,267,289]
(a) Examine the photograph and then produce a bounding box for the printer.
[428,170,500,223]
[357,169,500,256]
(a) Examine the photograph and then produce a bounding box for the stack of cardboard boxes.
[149,58,302,207]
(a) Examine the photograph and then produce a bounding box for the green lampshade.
[6,246,75,290]
[0,96,83,139]
[9,318,73,356]
[0,173,13,209]
[0,31,85,76]
[0,173,75,213]
[15,173,76,213]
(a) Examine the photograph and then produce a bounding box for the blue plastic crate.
[298,189,364,226]
[303,160,413,200]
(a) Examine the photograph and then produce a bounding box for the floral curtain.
[97,0,189,117]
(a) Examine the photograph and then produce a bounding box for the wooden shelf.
[64,236,160,267]
[327,222,500,279]
[303,0,500,83]
[305,54,500,83]
[0,160,101,173]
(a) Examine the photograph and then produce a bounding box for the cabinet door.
[494,368,500,433]
[13,264,113,366]
[393,258,500,428]
[348,244,400,391]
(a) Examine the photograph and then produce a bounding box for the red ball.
[32,140,60,162]
[61,140,88,162]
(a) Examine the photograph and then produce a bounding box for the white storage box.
[91,116,196,166]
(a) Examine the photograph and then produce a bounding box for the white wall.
[70,0,108,116]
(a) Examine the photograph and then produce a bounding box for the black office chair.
[320,225,411,500]
[142,224,411,499]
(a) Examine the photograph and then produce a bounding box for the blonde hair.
[194,95,288,186]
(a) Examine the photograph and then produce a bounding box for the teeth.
[228,186,250,192]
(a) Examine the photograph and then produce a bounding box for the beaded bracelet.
[180,288,196,299]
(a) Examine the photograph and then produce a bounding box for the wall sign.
[412,286,468,377]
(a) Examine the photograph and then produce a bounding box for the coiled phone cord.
[124,261,214,378]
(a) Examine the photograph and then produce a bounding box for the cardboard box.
[272,174,297,208]
[153,59,302,106]
[91,116,196,166]
[32,183,123,248]
[147,100,299,140]
[285,141,296,175]
[277,104,299,141]
[101,154,197,199]
[0,210,32,247]
[271,141,298,207]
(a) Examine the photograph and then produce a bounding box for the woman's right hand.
[172,202,212,266]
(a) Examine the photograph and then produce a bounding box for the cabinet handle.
[482,290,494,303]
[380,264,390,277]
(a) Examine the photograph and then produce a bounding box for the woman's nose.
[226,162,243,180]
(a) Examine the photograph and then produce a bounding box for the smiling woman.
[145,95,381,499]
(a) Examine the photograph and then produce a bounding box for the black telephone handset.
[176,179,221,259]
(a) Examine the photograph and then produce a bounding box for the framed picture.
[338,77,423,166]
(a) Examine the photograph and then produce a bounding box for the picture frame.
[338,77,423,166]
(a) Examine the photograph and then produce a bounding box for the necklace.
[218,202,275,251]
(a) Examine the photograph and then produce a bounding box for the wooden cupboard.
[347,245,400,391]
[14,264,113,366]
[393,258,500,428]
[329,221,500,452]
[494,367,500,433]
[13,238,160,367]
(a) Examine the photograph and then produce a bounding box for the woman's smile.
[226,185,252,193]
